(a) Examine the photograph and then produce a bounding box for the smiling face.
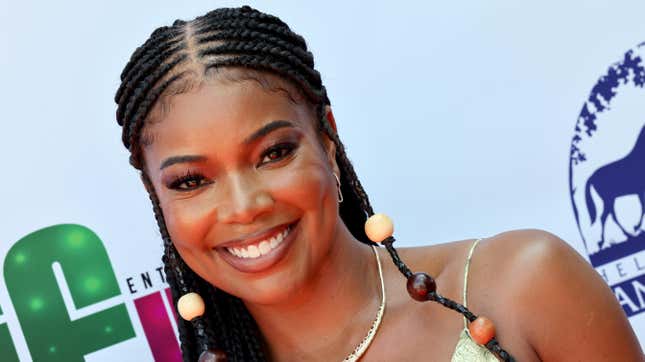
[141,72,341,305]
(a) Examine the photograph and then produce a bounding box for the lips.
[225,225,291,258]
[215,220,300,273]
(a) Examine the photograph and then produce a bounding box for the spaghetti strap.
[462,238,482,328]
[451,239,500,361]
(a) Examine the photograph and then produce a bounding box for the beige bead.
[177,292,205,321]
[364,213,394,243]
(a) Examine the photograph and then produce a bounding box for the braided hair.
[114,6,515,361]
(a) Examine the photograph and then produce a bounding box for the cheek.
[161,195,216,250]
[269,152,336,214]
[271,154,339,248]
[161,197,220,283]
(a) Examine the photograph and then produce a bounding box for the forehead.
[141,76,316,166]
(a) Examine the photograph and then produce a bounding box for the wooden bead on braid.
[364,213,394,243]
[177,292,206,321]
[406,272,437,301]
[115,4,518,359]
[367,212,515,361]
[468,316,496,345]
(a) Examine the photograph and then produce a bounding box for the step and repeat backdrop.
[2,0,645,360]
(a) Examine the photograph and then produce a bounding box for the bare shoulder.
[397,229,562,282]
[471,229,643,361]
[471,229,578,277]
[397,230,643,361]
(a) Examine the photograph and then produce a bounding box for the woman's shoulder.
[401,228,610,320]
[397,229,643,360]
[398,228,568,282]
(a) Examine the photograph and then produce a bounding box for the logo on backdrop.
[570,42,645,318]
[0,225,182,361]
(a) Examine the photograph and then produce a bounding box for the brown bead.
[468,316,496,345]
[198,349,227,362]
[406,272,436,301]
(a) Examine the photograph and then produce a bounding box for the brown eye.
[259,143,297,165]
[168,172,208,191]
[180,179,202,189]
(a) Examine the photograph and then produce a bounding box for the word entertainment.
[124,266,167,294]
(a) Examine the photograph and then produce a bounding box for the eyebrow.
[159,120,296,170]
[243,120,295,145]
[160,155,207,170]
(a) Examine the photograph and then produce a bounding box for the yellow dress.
[450,239,500,362]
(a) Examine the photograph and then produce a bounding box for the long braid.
[141,173,201,361]
[321,121,514,359]
[316,74,514,361]
[115,5,515,361]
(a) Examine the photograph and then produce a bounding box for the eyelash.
[259,142,297,166]
[168,170,208,191]
[167,142,298,191]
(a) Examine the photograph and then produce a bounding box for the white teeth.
[259,241,271,255]
[247,245,260,258]
[226,225,292,259]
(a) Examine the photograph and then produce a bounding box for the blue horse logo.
[585,125,645,251]
[570,43,645,318]
[570,43,645,270]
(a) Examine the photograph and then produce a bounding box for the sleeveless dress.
[450,239,500,362]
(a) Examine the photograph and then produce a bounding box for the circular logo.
[570,42,645,316]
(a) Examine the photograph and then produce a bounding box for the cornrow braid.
[204,56,325,105]
[115,27,184,123]
[115,38,184,114]
[200,42,319,84]
[195,29,314,68]
[115,5,515,361]
[194,19,307,48]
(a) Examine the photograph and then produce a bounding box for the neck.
[244,222,382,361]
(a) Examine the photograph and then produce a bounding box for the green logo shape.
[0,305,19,362]
[4,224,135,361]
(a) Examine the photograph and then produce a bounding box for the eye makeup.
[162,133,302,192]
[166,170,210,191]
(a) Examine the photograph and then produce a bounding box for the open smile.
[215,220,300,273]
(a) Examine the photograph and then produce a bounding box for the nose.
[217,171,274,225]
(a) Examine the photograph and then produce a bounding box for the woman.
[114,6,643,361]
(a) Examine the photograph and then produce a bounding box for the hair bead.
[178,292,206,321]
[364,213,394,243]
[406,272,437,301]
[468,316,496,345]
[116,6,515,361]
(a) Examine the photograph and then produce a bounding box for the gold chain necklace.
[342,245,386,362]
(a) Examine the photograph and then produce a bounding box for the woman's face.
[142,74,340,305]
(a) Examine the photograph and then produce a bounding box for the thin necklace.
[342,245,386,362]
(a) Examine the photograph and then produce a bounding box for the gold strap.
[462,238,482,328]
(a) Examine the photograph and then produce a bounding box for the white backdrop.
[2,0,645,360]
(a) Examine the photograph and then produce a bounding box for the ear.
[322,106,340,177]
[325,105,338,133]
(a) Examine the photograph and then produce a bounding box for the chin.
[233,270,309,307]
